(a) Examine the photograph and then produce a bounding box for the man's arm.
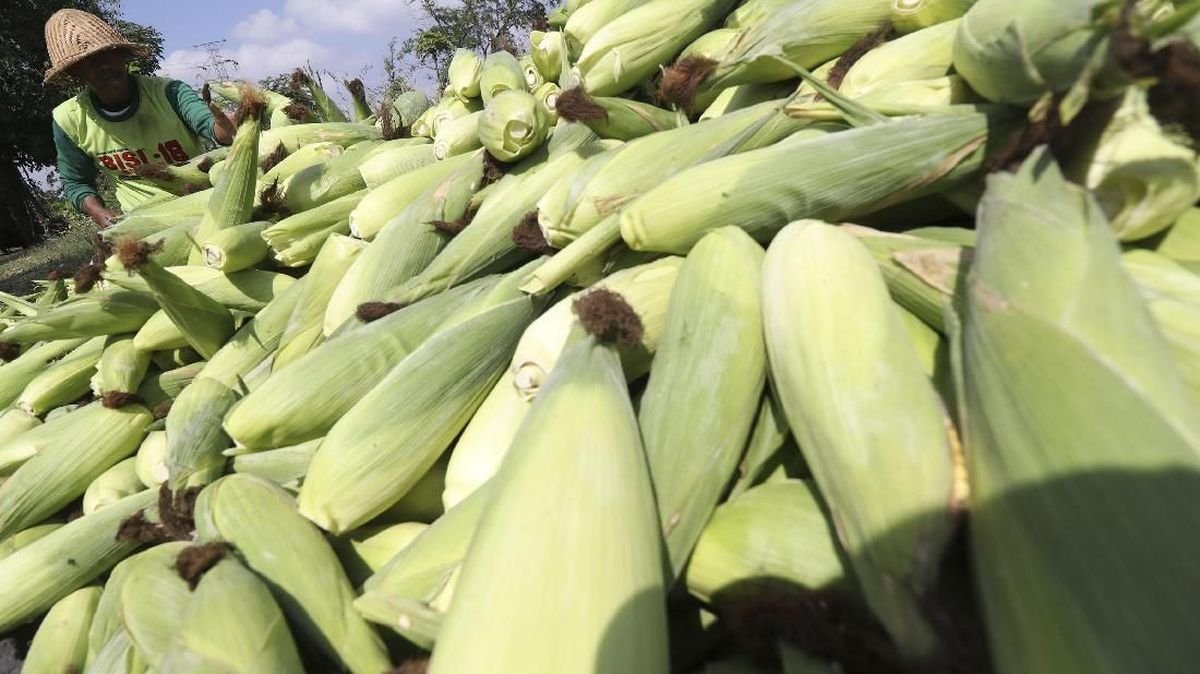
[165,80,236,146]
[52,120,118,228]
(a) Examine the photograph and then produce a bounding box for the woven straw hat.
[43,9,148,83]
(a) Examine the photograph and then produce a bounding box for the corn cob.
[163,377,237,488]
[891,0,975,33]
[137,362,204,404]
[620,111,1000,255]
[262,190,365,266]
[0,402,130,475]
[192,276,305,392]
[258,122,382,161]
[0,401,150,539]
[390,89,432,129]
[274,234,366,370]
[230,438,321,489]
[224,276,498,449]
[299,293,541,533]
[103,188,211,242]
[447,48,484,101]
[0,523,62,561]
[334,521,428,587]
[564,0,653,57]
[189,90,266,264]
[85,541,183,669]
[1122,249,1200,403]
[134,430,168,488]
[521,54,544,89]
[0,488,155,632]
[355,483,491,646]
[479,90,552,162]
[429,292,668,673]
[259,141,343,185]
[358,142,437,189]
[0,338,87,408]
[640,227,766,579]
[0,408,40,442]
[575,0,737,96]
[23,585,102,674]
[349,150,478,240]
[94,333,152,398]
[846,225,966,332]
[556,87,682,141]
[193,474,391,674]
[0,290,159,344]
[17,335,105,415]
[292,68,348,122]
[200,220,272,272]
[431,96,483,136]
[104,266,296,313]
[279,138,380,211]
[531,30,566,81]
[960,148,1200,673]
[325,151,485,333]
[344,77,374,121]
[480,51,527,104]
[82,457,143,515]
[763,220,956,659]
[433,110,483,159]
[114,241,236,360]
[1156,207,1200,270]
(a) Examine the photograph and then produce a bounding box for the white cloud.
[156,48,211,84]
[228,38,336,81]
[232,9,300,42]
[286,0,416,34]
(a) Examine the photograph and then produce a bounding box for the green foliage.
[258,72,317,111]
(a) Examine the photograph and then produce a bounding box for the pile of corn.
[4,0,1200,671]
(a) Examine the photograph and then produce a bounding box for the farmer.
[44,9,236,230]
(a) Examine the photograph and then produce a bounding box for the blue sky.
[119,0,427,104]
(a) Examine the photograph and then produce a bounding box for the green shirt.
[52,75,216,213]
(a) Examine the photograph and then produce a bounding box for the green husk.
[433,110,483,160]
[104,266,296,313]
[259,141,343,185]
[556,87,682,141]
[479,90,551,162]
[521,54,544,89]
[0,338,88,408]
[117,251,235,360]
[334,521,428,587]
[189,92,265,264]
[762,220,957,659]
[891,0,976,33]
[278,139,379,212]
[0,523,62,560]
[193,474,391,674]
[349,151,479,240]
[95,333,152,396]
[294,68,348,122]
[230,438,321,488]
[164,377,238,488]
[262,190,365,265]
[358,143,437,189]
[391,89,432,129]
[1156,207,1200,270]
[447,49,484,101]
[87,541,186,666]
[0,290,159,344]
[195,275,306,389]
[1122,250,1200,404]
[564,0,653,57]
[480,51,527,104]
[81,457,143,515]
[0,408,40,443]
[960,147,1200,673]
[344,78,374,121]
[531,30,566,81]
[639,227,766,579]
[257,122,381,161]
[0,489,155,632]
[134,430,168,488]
[274,234,367,370]
[0,402,151,539]
[200,220,272,272]
[17,335,105,416]
[103,189,211,242]
[23,585,102,674]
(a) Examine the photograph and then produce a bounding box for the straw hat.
[43,9,148,83]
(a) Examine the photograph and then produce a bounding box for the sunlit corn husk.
[1156,207,1200,271]
[431,97,483,137]
[193,474,391,674]
[564,0,652,57]
[104,266,296,313]
[410,103,437,138]
[349,151,478,241]
[230,438,320,489]
[335,521,428,587]
[279,139,379,211]
[117,543,193,667]
[0,402,150,539]
[686,480,847,604]
[224,276,497,449]
[726,391,800,500]
[17,335,105,415]
[621,111,999,255]
[538,98,810,250]
[442,257,680,507]
[116,251,235,360]
[355,483,491,646]
[95,334,152,398]
[723,0,791,29]
[480,51,527,104]
[82,457,143,515]
[0,403,126,476]
[447,48,484,101]
[429,315,668,673]
[0,488,154,633]
[0,523,62,561]
[326,151,485,333]
[891,0,975,33]
[847,225,968,332]
[344,78,373,121]
[433,110,483,160]
[699,80,796,119]
[1122,249,1200,403]
[260,141,344,185]
[149,347,202,371]
[164,377,237,488]
[189,276,304,391]
[520,54,544,89]
[134,430,168,488]
[960,148,1200,673]
[258,122,381,161]
[531,30,566,81]
[479,90,552,162]
[680,27,738,63]
[533,81,562,121]
[763,220,956,659]
[33,275,68,308]
[358,142,437,189]
[639,227,766,579]
[0,338,87,408]
[128,156,214,196]
[86,541,186,665]
[274,235,366,370]
[102,220,197,271]
[575,0,737,96]
[87,627,147,674]
[189,93,265,264]
[262,190,365,263]
[556,87,682,141]
[23,585,101,674]
[292,69,348,122]
[299,294,539,533]
[951,0,1122,105]
[0,408,40,444]
[1060,87,1200,242]
[0,290,159,344]
[137,363,204,406]
[390,89,432,129]
[200,220,271,272]
[103,189,211,241]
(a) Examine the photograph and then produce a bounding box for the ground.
[0,221,97,296]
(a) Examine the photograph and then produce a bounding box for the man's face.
[71,49,133,99]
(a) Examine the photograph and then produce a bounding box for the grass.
[0,220,98,295]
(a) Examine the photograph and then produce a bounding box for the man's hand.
[210,102,237,146]
[81,195,120,230]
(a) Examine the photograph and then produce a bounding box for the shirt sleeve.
[165,80,217,142]
[52,119,100,213]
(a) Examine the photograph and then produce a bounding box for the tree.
[392,0,547,90]
[0,0,162,248]
[258,72,317,111]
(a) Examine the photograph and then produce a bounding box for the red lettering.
[99,155,118,171]
[137,149,150,164]
[164,140,188,163]
[121,151,140,168]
